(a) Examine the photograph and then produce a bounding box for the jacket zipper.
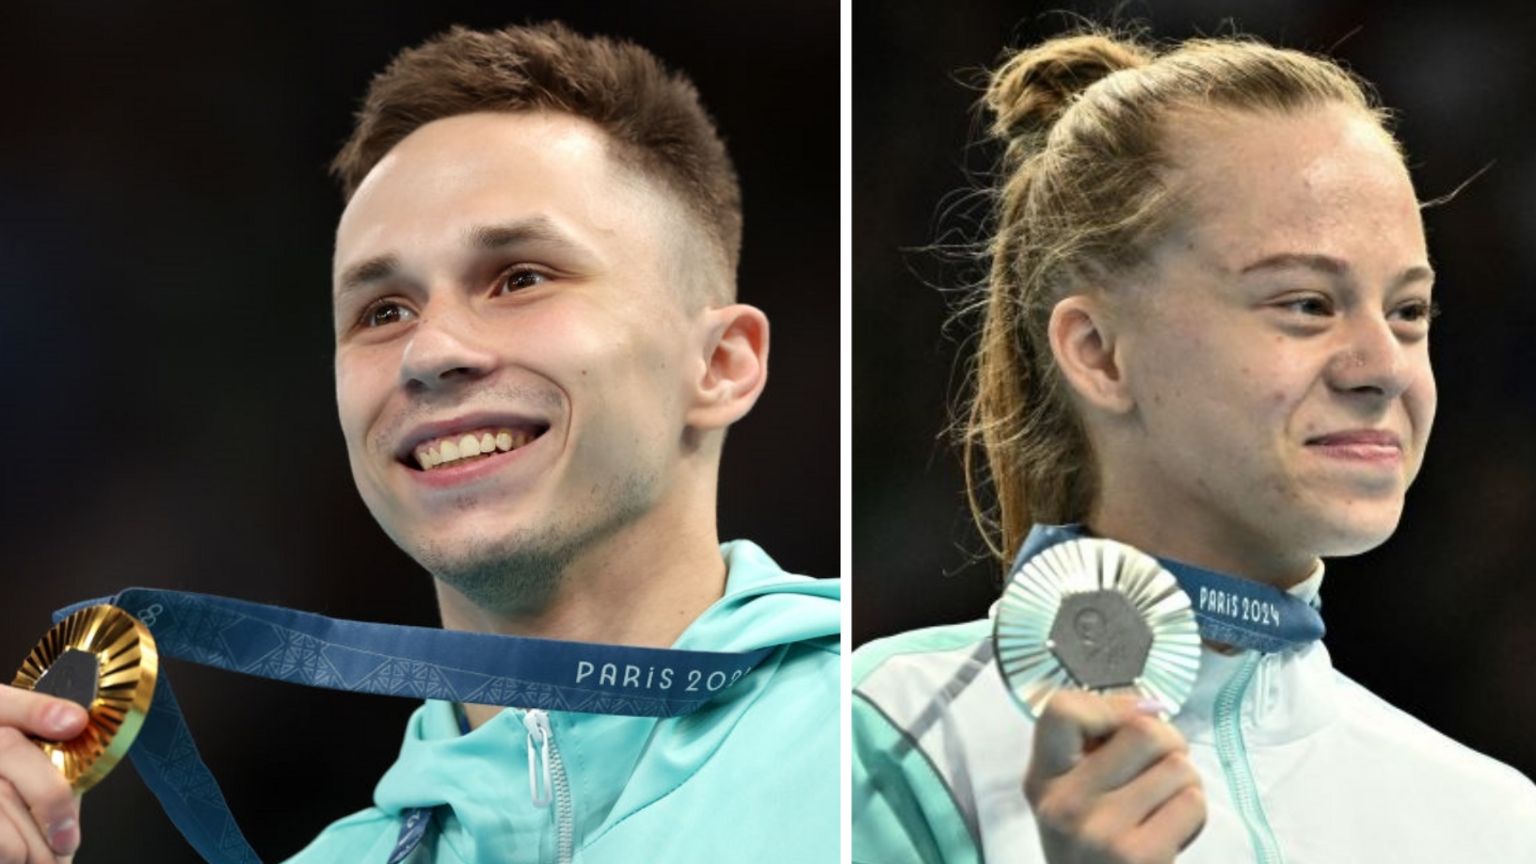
[523,709,575,864]
[1213,652,1284,864]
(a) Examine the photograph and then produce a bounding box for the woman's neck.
[1086,502,1319,591]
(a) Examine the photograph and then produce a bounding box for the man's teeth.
[414,427,536,470]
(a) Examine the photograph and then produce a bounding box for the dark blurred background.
[856,0,1536,783]
[1,2,835,860]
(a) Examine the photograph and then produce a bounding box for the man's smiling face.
[332,110,716,607]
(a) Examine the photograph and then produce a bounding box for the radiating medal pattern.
[12,605,158,792]
[994,538,1200,718]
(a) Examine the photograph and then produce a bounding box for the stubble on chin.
[400,469,656,616]
[414,525,574,614]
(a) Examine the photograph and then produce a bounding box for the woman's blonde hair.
[963,29,1394,569]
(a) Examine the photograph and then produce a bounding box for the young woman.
[852,30,1536,864]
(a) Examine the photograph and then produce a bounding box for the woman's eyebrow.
[1241,252,1346,276]
[1239,252,1434,286]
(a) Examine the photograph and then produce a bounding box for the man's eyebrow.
[1239,252,1434,286]
[466,216,586,254]
[336,254,401,297]
[336,217,594,299]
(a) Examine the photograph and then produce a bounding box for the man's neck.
[436,518,729,729]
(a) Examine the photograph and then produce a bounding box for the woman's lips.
[1307,442,1402,462]
[1305,430,1403,463]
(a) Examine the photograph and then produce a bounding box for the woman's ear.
[1048,295,1134,414]
[686,304,770,430]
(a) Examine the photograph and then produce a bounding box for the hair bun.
[986,33,1152,142]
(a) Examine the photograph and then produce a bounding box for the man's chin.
[403,528,574,613]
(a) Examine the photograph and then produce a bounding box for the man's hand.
[0,687,87,862]
[1024,691,1205,864]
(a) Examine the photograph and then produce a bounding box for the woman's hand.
[0,687,87,862]
[1024,691,1205,864]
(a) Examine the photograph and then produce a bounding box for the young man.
[309,21,840,862]
[0,21,837,863]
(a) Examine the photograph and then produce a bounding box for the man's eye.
[496,267,548,293]
[360,301,414,329]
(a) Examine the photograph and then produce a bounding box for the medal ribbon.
[52,588,772,864]
[1013,524,1325,654]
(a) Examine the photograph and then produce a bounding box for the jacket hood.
[674,539,839,652]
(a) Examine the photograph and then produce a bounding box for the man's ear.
[1047,294,1134,414]
[687,304,769,430]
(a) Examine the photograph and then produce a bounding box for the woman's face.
[1100,104,1435,575]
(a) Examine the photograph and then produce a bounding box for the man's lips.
[393,412,552,466]
[403,435,542,488]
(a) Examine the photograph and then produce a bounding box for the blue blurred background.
[1,2,835,858]
[855,0,1536,783]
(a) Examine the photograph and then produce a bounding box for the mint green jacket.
[285,541,839,863]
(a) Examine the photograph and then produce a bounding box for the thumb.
[0,687,88,741]
[1030,691,1166,780]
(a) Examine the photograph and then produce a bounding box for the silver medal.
[993,538,1201,718]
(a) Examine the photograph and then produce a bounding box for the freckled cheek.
[1238,344,1313,418]
[1268,387,1320,447]
[1130,342,1195,407]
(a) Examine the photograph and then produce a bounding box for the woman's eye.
[1394,300,1440,324]
[496,267,548,293]
[1278,295,1333,316]
[360,301,414,329]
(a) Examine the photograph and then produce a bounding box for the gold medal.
[11,605,158,792]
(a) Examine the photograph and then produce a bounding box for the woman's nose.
[1326,312,1410,400]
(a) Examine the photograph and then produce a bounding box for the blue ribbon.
[51,588,771,863]
[1012,524,1325,654]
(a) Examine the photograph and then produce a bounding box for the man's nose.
[398,302,497,390]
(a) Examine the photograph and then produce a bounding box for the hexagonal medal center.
[1048,590,1152,689]
[34,647,100,710]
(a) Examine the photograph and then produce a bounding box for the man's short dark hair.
[332,22,742,278]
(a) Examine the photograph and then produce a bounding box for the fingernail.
[48,817,79,855]
[1135,698,1171,716]
[46,703,82,735]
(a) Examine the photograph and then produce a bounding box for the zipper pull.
[1255,652,1281,722]
[523,709,555,807]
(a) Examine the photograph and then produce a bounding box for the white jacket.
[853,567,1536,863]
